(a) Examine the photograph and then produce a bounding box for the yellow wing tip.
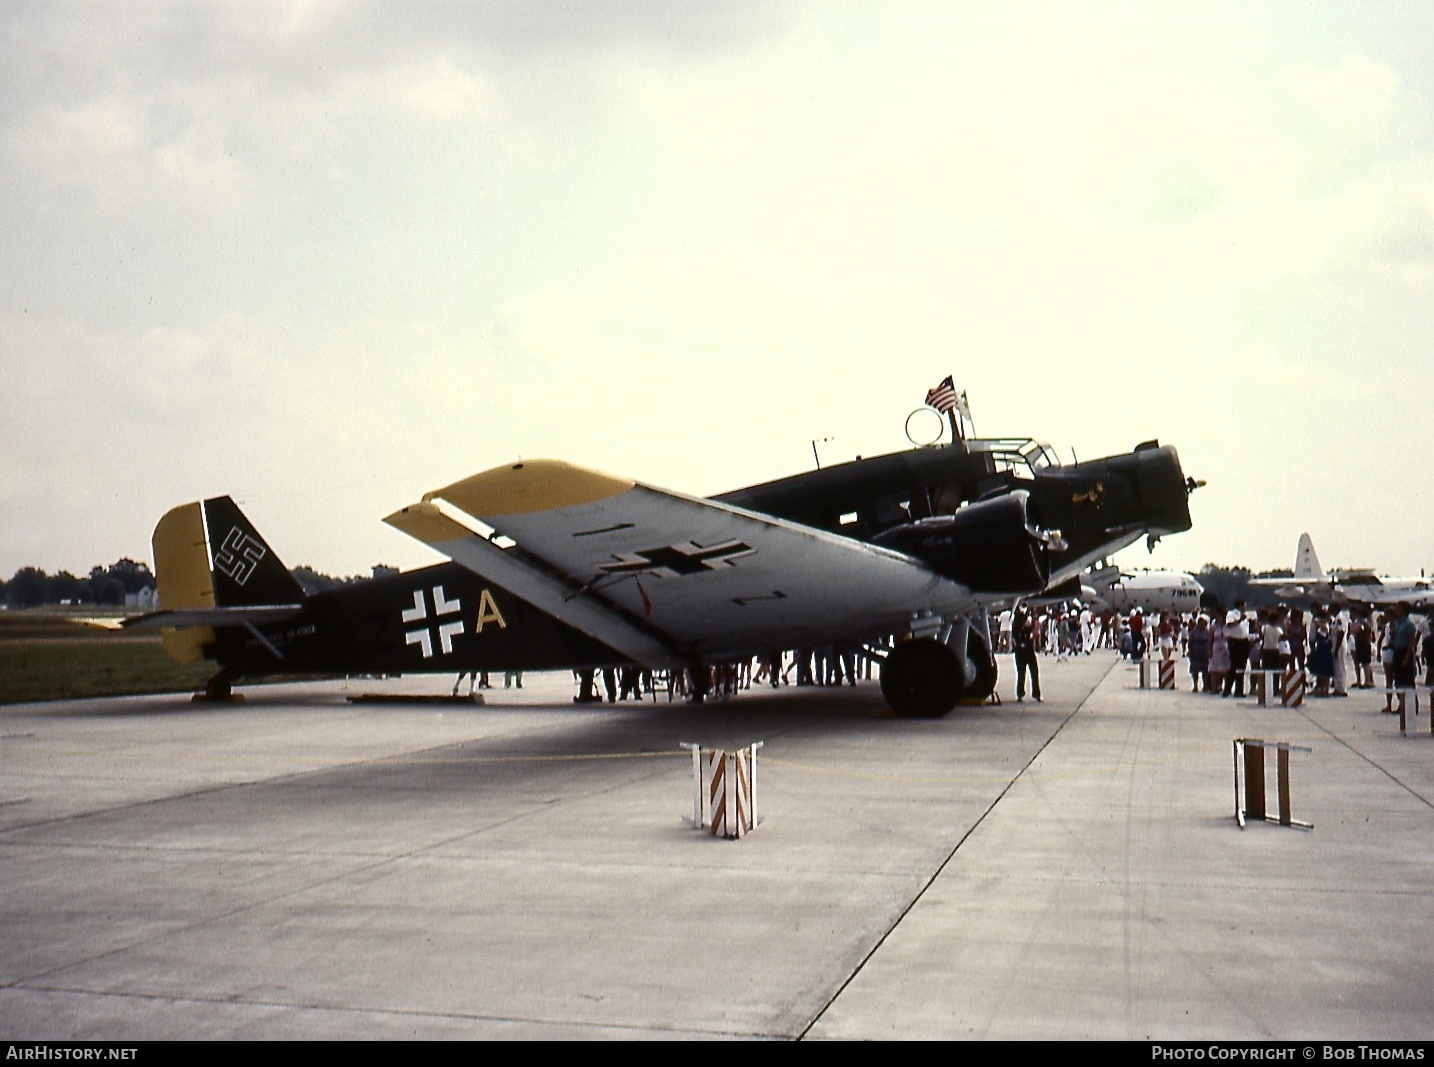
[430,459,635,518]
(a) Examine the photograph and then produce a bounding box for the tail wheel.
[196,669,238,703]
[881,638,964,718]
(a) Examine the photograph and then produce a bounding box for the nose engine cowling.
[873,490,1051,595]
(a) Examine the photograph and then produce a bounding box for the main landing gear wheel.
[881,638,964,718]
[963,632,999,704]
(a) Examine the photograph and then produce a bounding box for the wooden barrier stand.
[1387,685,1429,736]
[1233,738,1312,830]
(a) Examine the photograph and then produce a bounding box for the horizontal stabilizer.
[124,603,305,664]
[122,605,305,632]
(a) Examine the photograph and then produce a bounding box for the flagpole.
[923,376,968,446]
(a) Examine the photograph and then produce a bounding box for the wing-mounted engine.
[872,490,1051,596]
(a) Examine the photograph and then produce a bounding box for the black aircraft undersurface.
[126,415,1196,717]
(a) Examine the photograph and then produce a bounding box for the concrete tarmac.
[1,655,1431,1040]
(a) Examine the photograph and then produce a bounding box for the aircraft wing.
[1331,570,1382,585]
[1247,576,1330,593]
[385,460,977,667]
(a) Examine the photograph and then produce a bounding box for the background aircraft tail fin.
[1293,532,1324,580]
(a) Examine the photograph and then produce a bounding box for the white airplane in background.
[1252,533,1434,610]
[1082,564,1204,615]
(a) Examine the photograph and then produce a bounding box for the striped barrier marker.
[1281,667,1305,708]
[1138,658,1150,689]
[1233,738,1312,830]
[682,742,764,839]
[1158,658,1176,690]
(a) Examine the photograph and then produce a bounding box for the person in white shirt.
[1223,601,1252,697]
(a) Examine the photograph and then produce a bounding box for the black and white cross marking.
[597,540,754,580]
[402,585,464,658]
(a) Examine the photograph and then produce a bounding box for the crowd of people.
[1005,599,1432,716]
[570,646,876,704]
[542,601,1433,712]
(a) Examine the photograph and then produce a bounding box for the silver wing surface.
[385,459,975,668]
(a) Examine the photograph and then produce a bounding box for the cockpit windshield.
[968,438,1061,480]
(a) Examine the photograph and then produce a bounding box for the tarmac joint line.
[795,655,1119,1039]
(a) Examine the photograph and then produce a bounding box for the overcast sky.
[3,1,1432,585]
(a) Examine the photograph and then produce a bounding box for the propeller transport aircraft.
[1251,533,1434,610]
[125,385,1196,718]
[1081,565,1205,616]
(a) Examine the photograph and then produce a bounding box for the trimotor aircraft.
[1251,533,1434,610]
[126,386,1196,717]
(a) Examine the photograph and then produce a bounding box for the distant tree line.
[290,564,398,595]
[1195,564,1293,610]
[1,561,396,608]
[2,559,157,609]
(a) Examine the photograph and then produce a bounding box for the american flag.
[925,376,958,414]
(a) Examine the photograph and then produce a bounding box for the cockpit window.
[969,438,1061,480]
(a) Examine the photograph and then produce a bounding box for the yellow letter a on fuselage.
[475,588,508,633]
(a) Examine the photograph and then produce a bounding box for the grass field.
[0,611,213,705]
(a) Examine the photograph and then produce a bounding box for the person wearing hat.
[1012,604,1042,703]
